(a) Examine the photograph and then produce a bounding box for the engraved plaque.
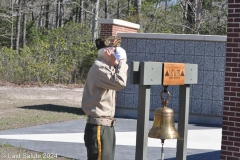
[163,63,185,85]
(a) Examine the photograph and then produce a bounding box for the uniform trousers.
[84,123,116,160]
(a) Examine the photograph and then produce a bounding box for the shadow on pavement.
[19,104,85,115]
[163,150,220,160]
[190,123,222,128]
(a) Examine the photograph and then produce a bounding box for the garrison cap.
[95,36,121,50]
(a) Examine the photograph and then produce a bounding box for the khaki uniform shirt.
[81,57,128,118]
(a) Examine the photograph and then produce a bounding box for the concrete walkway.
[0,118,221,160]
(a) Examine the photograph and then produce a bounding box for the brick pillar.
[220,2,240,160]
[98,19,140,37]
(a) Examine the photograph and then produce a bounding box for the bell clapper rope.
[160,86,169,160]
[161,139,165,160]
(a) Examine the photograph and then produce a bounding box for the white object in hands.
[115,47,127,62]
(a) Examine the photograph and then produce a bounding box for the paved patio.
[0,118,221,160]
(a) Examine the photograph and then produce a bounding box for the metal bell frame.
[130,61,198,160]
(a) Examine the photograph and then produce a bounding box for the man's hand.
[115,47,127,62]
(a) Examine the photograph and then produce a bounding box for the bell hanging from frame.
[148,90,179,140]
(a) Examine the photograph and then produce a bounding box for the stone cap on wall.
[117,33,226,42]
[98,18,140,30]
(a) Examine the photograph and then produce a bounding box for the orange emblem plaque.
[163,63,185,85]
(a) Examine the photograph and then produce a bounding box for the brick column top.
[98,19,140,37]
[98,19,140,30]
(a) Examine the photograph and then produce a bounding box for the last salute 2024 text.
[5,153,58,159]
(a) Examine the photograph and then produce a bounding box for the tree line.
[0,0,227,85]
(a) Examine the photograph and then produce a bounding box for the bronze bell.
[148,90,179,140]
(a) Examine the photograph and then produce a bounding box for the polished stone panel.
[151,85,162,95]
[127,39,137,52]
[214,57,225,72]
[117,93,125,107]
[134,85,139,94]
[165,54,175,62]
[198,71,204,84]
[137,39,146,53]
[165,40,175,54]
[190,85,194,99]
[192,85,203,99]
[203,71,214,85]
[192,99,202,114]
[172,97,179,112]
[214,72,225,86]
[204,56,215,71]
[202,100,212,114]
[133,95,138,108]
[150,86,155,95]
[175,54,185,63]
[202,85,213,100]
[146,53,156,61]
[211,101,223,115]
[175,41,185,55]
[213,86,224,101]
[117,38,226,118]
[189,98,193,112]
[194,56,205,71]
[121,38,128,49]
[132,53,145,61]
[172,86,179,98]
[156,40,165,53]
[185,41,195,55]
[155,53,165,62]
[124,93,134,108]
[195,42,205,55]
[146,40,156,53]
[127,52,135,62]
[151,95,161,109]
[124,84,134,93]
[215,42,226,57]
[205,42,215,56]
[185,55,195,64]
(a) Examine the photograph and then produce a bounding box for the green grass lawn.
[0,85,85,160]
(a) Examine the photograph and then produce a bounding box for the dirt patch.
[0,85,85,131]
[0,85,83,105]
